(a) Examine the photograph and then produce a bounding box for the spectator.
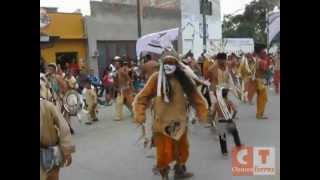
[57,64,65,78]
[132,65,144,93]
[87,69,103,96]
[65,70,78,90]
[102,66,114,106]
[40,57,46,73]
[76,69,88,93]
[70,59,80,76]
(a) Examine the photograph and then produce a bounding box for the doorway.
[97,41,136,78]
[56,52,78,71]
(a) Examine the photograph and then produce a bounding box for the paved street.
[61,89,280,180]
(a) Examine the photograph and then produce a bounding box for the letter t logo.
[258,149,270,164]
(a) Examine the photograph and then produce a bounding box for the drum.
[63,90,81,116]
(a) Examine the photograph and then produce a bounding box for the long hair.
[165,66,196,101]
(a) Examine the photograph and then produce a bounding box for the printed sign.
[232,146,275,176]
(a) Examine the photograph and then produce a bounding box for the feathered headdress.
[209,39,228,55]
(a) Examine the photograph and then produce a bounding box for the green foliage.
[222,0,280,45]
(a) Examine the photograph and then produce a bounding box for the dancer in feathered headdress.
[132,47,208,180]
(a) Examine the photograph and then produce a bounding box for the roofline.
[47,12,83,15]
[40,8,83,16]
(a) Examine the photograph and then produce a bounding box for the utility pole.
[266,8,269,53]
[136,0,142,65]
[137,0,142,38]
[200,0,212,53]
[202,9,207,52]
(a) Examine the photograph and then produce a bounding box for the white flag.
[136,28,179,58]
[267,11,280,44]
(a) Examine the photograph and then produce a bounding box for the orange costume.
[239,56,257,104]
[205,58,235,124]
[133,51,208,179]
[189,57,202,76]
[255,58,269,119]
[133,73,208,177]
[238,53,268,118]
[141,59,159,151]
[202,56,215,80]
[114,62,134,120]
[142,59,159,81]
[228,56,243,99]
[207,62,230,92]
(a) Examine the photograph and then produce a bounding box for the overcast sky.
[40,0,254,17]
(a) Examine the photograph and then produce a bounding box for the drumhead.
[63,90,81,115]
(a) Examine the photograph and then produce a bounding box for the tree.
[222,0,280,45]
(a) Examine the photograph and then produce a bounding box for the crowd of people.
[40,47,280,180]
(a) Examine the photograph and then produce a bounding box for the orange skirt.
[154,131,189,169]
[245,80,256,103]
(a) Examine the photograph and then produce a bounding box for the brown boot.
[152,165,160,175]
[174,164,194,179]
[159,166,170,180]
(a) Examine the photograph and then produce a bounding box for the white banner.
[136,28,179,58]
[267,12,280,44]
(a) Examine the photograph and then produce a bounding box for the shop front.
[40,8,87,72]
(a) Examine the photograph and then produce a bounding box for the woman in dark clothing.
[102,66,114,106]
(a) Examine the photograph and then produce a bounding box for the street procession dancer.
[133,48,208,180]
[273,53,280,94]
[228,53,244,102]
[198,53,215,123]
[182,51,202,124]
[142,54,159,82]
[140,54,160,156]
[40,77,75,180]
[114,57,134,121]
[254,49,269,119]
[239,53,257,104]
[211,87,242,157]
[45,63,75,133]
[206,53,234,123]
[83,79,99,125]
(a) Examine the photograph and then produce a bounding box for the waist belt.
[40,141,59,149]
[40,144,63,172]
[120,85,130,90]
[218,119,233,123]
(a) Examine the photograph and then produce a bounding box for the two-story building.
[40,7,87,70]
